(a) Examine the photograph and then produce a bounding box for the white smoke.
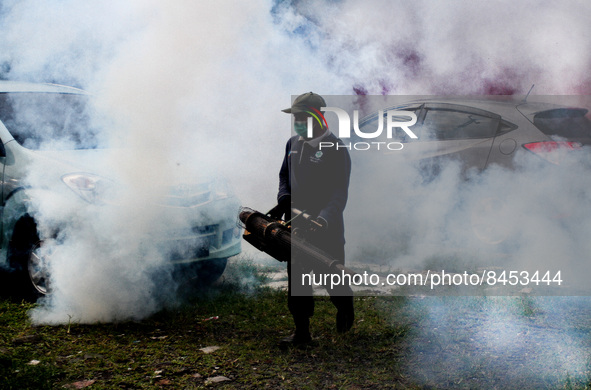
[271,0,591,95]
[0,5,588,386]
[0,0,588,385]
[336,94,591,301]
[0,0,329,323]
[0,0,338,324]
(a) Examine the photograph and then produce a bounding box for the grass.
[1,259,591,389]
[0,290,411,389]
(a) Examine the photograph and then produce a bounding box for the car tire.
[193,258,228,286]
[174,258,228,290]
[26,241,50,297]
[8,217,48,300]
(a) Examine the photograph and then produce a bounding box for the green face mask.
[293,121,309,137]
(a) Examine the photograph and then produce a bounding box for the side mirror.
[0,141,5,157]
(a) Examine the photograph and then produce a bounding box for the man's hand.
[292,215,326,238]
[267,195,291,220]
[310,216,327,232]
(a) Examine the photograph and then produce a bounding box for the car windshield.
[0,92,102,150]
[533,108,591,140]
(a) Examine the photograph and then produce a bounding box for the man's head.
[282,92,326,114]
[283,92,327,139]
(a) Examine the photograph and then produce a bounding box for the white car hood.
[34,148,115,176]
[31,148,219,187]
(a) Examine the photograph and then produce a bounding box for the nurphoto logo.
[299,106,418,151]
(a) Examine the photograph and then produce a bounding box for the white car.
[0,81,241,298]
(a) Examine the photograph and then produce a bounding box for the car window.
[416,107,500,141]
[533,108,591,140]
[0,92,101,150]
[497,120,518,135]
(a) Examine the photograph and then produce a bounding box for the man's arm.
[278,138,292,202]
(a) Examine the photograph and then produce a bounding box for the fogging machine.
[238,207,356,275]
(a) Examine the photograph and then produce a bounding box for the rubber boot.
[279,317,312,350]
[335,296,355,333]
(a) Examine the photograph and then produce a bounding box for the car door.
[401,103,501,173]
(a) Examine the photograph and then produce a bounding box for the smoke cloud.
[271,0,591,95]
[346,131,591,292]
[0,0,589,384]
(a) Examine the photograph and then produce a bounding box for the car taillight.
[522,141,582,165]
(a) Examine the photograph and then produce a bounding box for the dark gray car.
[358,96,591,173]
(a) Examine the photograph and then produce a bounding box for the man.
[268,92,354,349]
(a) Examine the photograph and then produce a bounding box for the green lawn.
[1,260,591,389]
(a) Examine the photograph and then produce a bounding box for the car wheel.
[194,258,228,285]
[175,258,228,289]
[26,241,50,296]
[8,217,48,300]
[172,258,228,296]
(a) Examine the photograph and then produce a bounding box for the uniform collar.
[299,129,331,148]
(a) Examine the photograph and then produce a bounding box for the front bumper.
[153,190,243,264]
[164,222,242,264]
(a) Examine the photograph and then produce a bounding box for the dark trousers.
[287,243,353,323]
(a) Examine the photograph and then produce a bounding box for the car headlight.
[61,173,112,204]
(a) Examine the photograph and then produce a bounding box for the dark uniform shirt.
[278,132,351,256]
